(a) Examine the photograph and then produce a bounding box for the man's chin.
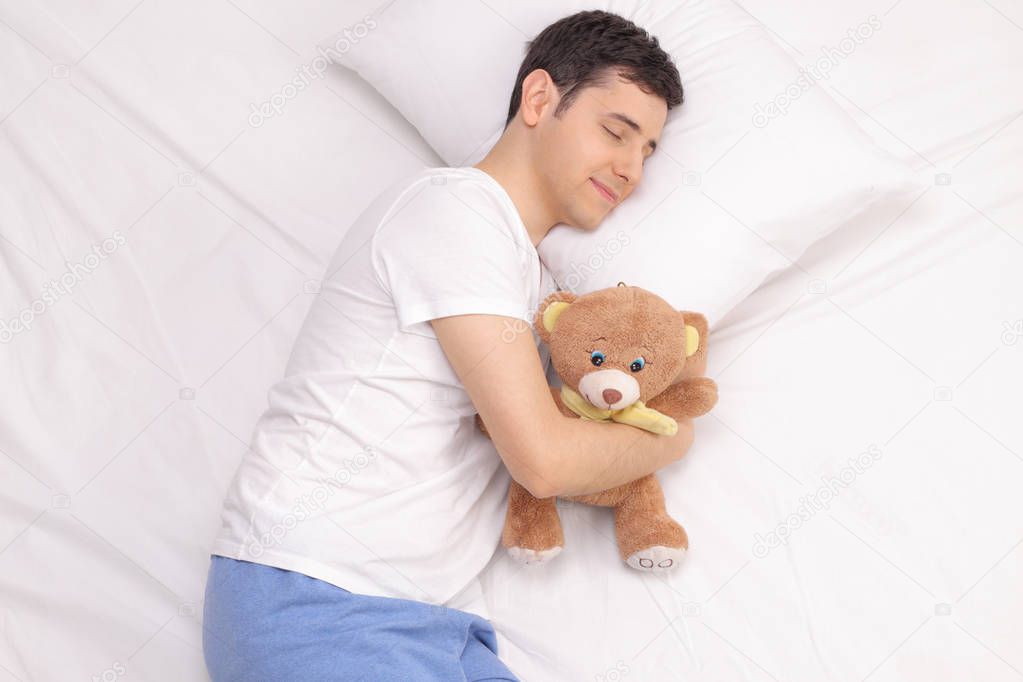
[585,212,609,230]
[566,211,606,232]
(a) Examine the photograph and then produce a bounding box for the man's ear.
[532,290,577,345]
[676,310,709,380]
[519,68,556,127]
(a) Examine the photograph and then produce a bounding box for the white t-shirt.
[211,166,559,613]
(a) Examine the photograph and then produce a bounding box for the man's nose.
[614,156,643,192]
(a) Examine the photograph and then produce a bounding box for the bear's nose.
[602,388,622,405]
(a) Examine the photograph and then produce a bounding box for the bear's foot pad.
[507,545,562,565]
[627,545,686,572]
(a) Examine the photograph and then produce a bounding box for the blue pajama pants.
[202,555,519,681]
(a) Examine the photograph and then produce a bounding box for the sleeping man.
[202,9,686,681]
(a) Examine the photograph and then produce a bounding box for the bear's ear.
[677,310,709,379]
[533,290,577,345]
[684,324,700,357]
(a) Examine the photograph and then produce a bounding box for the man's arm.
[431,314,694,499]
[552,413,694,498]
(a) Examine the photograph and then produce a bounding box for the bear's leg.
[502,478,564,565]
[613,474,688,572]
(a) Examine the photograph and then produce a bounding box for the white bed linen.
[462,118,1023,681]
[1,1,1019,680]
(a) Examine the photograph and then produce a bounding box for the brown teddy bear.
[476,283,718,572]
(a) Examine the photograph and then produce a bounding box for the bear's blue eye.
[590,351,605,366]
[630,357,646,372]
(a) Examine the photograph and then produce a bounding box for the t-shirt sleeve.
[371,180,532,335]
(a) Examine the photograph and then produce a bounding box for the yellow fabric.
[542,301,570,332]
[685,324,700,357]
[560,385,678,436]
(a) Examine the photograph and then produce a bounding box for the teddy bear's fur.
[476,283,718,572]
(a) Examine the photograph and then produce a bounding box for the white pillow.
[320,0,924,327]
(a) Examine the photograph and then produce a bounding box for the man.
[203,9,685,681]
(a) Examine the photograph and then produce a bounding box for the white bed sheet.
[1,1,1020,681]
[467,118,1023,682]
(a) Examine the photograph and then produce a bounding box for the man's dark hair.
[504,10,683,129]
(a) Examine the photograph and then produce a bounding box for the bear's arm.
[646,377,718,419]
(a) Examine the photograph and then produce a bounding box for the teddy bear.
[475,282,718,572]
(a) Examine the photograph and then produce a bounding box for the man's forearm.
[544,416,694,498]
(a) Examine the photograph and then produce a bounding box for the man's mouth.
[590,178,617,204]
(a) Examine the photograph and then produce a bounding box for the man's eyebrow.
[607,112,658,153]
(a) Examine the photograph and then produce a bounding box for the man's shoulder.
[385,166,505,211]
[378,166,518,235]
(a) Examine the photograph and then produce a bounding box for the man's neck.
[471,135,556,249]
